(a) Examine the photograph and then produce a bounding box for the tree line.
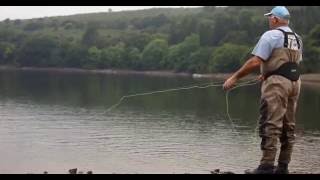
[0,6,319,74]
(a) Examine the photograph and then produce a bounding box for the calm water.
[0,69,319,174]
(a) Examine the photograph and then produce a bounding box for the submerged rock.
[69,168,77,174]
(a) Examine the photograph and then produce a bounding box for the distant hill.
[0,6,319,73]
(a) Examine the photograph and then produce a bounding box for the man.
[223,6,303,174]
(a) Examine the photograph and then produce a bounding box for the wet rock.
[87,171,93,174]
[221,171,235,174]
[210,169,220,174]
[69,168,77,174]
[210,169,235,174]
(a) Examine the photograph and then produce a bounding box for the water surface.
[0,70,319,174]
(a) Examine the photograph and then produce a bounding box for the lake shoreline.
[0,65,319,83]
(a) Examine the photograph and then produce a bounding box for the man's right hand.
[223,76,237,91]
[257,74,265,82]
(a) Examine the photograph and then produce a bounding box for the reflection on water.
[0,70,319,174]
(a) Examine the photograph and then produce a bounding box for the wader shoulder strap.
[276,28,301,49]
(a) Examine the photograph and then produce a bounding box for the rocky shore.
[33,168,311,174]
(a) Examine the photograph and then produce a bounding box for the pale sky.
[0,6,203,21]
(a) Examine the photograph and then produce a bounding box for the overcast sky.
[0,6,203,21]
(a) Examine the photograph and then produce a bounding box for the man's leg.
[259,94,287,166]
[246,77,289,174]
[276,82,300,174]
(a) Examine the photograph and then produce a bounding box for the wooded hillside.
[0,6,319,73]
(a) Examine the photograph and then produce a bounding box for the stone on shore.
[69,168,77,174]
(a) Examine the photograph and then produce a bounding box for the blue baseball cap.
[264,6,290,20]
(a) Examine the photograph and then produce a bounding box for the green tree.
[120,32,152,51]
[300,24,320,73]
[187,47,213,73]
[23,21,44,31]
[209,43,250,73]
[211,13,237,46]
[196,19,215,46]
[141,38,169,70]
[13,19,22,26]
[84,46,102,69]
[15,35,61,67]
[0,42,15,64]
[302,46,320,73]
[82,23,100,47]
[61,43,87,68]
[166,34,200,72]
[127,47,142,70]
[0,6,319,74]
[100,43,126,68]
[220,30,250,45]
[307,24,320,46]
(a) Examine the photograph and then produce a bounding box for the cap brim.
[264,12,272,16]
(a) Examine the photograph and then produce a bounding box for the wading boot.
[244,164,275,174]
[274,163,289,174]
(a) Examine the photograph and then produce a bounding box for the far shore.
[0,65,319,84]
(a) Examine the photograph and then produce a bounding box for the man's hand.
[257,74,265,82]
[222,56,262,91]
[223,76,238,91]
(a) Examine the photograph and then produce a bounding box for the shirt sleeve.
[251,32,273,61]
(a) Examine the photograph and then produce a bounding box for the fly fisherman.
[223,6,303,174]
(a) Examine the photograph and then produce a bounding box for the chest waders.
[255,28,302,173]
[264,29,301,81]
